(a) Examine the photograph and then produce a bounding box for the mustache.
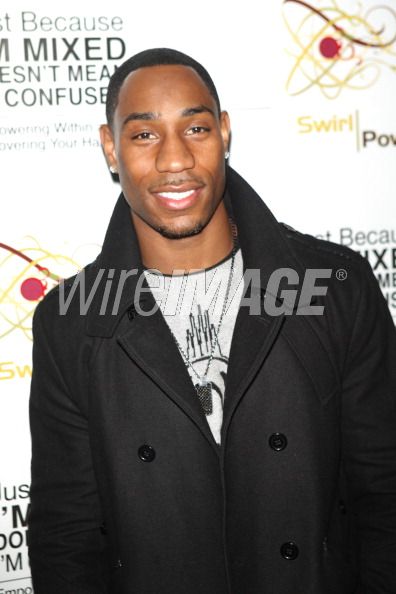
[149,175,204,191]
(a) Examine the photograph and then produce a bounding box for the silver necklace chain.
[171,248,235,381]
[167,220,238,414]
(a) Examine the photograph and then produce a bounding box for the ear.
[219,111,231,153]
[99,124,118,172]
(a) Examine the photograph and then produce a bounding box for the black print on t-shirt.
[184,305,228,414]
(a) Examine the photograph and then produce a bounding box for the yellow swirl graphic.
[0,239,82,341]
[283,0,396,98]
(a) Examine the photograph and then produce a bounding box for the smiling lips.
[159,189,196,201]
[153,186,203,210]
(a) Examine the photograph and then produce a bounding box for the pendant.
[196,378,213,415]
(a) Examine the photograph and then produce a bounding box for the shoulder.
[278,221,374,290]
[277,223,396,375]
[279,222,364,268]
[32,260,99,339]
[277,222,387,332]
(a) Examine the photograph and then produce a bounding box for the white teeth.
[159,190,195,200]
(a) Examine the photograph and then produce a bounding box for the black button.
[127,305,136,320]
[100,522,107,535]
[338,499,347,515]
[269,433,288,451]
[280,542,299,560]
[138,444,156,462]
[113,559,122,569]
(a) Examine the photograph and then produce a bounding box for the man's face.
[100,64,230,239]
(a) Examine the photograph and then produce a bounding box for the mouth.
[158,189,196,201]
[152,185,203,210]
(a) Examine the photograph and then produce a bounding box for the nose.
[155,132,194,173]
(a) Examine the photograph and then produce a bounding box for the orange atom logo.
[283,0,396,97]
[0,240,81,340]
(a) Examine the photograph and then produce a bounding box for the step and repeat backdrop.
[1,0,395,589]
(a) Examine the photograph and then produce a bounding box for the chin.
[155,220,205,240]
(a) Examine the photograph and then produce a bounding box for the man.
[28,48,396,594]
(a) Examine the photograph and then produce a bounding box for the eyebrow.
[122,104,215,127]
[122,112,158,126]
[181,105,215,117]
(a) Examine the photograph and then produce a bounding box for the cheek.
[200,141,225,173]
[117,162,156,213]
[208,153,226,184]
[117,139,153,178]
[118,153,151,189]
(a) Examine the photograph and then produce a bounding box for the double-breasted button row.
[269,432,288,451]
[280,541,299,560]
[269,434,295,559]
[138,444,156,462]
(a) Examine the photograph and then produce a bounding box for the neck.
[133,201,233,274]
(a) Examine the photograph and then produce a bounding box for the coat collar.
[224,167,306,301]
[85,193,144,337]
[85,166,306,337]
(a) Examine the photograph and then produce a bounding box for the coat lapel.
[221,168,309,436]
[118,295,219,451]
[84,196,219,451]
[222,305,284,437]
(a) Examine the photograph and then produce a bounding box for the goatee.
[154,221,205,240]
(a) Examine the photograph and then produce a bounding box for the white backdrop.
[1,0,395,588]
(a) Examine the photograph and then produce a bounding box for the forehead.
[116,64,216,117]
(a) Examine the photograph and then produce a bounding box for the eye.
[131,131,156,141]
[186,126,210,135]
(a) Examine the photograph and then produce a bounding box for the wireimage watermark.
[58,267,337,317]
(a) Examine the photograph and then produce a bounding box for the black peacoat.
[28,167,396,593]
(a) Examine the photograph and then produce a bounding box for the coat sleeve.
[341,258,396,593]
[28,302,109,593]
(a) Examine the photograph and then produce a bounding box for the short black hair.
[106,47,221,127]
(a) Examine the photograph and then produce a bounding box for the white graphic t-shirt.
[144,248,244,444]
